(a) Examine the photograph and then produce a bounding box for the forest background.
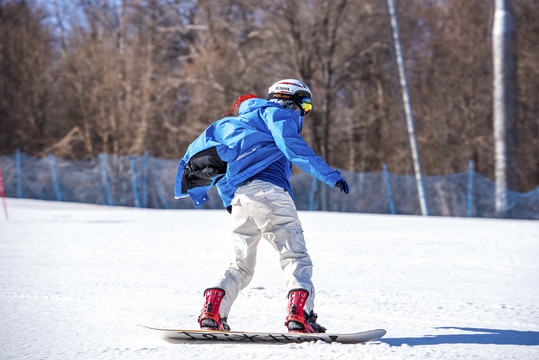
[0,0,537,192]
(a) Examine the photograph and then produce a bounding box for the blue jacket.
[175,98,341,207]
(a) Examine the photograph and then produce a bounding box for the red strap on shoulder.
[222,94,258,116]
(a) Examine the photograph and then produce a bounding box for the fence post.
[309,177,318,211]
[99,153,114,206]
[16,148,22,198]
[48,153,62,202]
[383,164,397,215]
[142,150,149,208]
[467,160,474,217]
[130,155,141,208]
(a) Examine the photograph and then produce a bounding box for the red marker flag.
[0,164,8,220]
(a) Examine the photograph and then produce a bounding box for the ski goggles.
[266,92,313,116]
[295,95,312,117]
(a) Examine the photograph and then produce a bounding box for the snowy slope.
[1,198,538,359]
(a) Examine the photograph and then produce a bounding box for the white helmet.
[266,79,313,116]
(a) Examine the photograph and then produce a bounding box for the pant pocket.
[285,225,308,254]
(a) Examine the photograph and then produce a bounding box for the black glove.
[335,178,350,194]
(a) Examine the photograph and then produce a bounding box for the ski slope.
[1,198,538,359]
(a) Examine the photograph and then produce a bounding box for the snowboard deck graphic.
[142,325,386,344]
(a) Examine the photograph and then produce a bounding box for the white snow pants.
[211,180,315,318]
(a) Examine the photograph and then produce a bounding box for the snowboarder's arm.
[265,110,342,187]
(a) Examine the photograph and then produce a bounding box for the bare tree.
[514,0,539,191]
[1,0,538,196]
[0,0,56,154]
[53,0,196,157]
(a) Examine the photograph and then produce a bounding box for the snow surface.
[1,198,538,359]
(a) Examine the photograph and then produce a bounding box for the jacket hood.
[239,98,304,133]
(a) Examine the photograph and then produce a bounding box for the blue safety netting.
[0,152,538,219]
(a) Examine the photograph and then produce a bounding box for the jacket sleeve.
[174,123,233,207]
[264,108,341,187]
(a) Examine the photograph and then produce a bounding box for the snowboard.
[142,325,386,344]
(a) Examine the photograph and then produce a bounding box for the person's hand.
[335,179,349,194]
[334,170,350,194]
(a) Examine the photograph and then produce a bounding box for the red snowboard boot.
[285,289,326,333]
[198,288,230,331]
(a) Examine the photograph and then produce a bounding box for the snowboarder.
[175,79,350,333]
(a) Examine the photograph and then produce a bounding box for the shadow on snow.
[381,327,539,347]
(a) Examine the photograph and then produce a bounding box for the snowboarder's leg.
[209,186,264,318]
[258,186,326,332]
[260,186,316,313]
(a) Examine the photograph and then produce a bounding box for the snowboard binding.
[199,288,230,331]
[285,289,326,333]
